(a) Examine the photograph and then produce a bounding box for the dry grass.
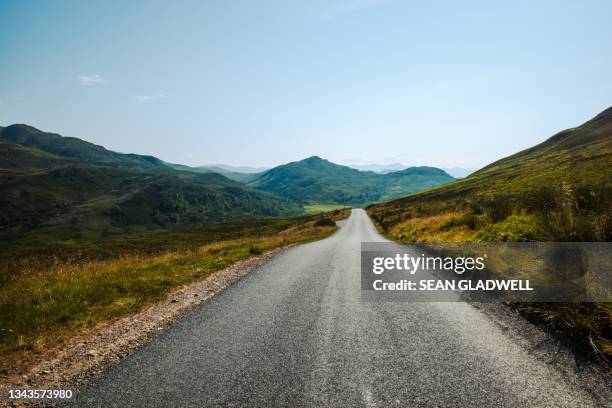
[0,209,350,373]
[387,212,477,243]
[368,192,612,365]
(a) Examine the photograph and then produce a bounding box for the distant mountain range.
[172,157,455,205]
[345,163,474,178]
[208,164,269,174]
[0,125,455,246]
[247,156,454,206]
[344,163,406,173]
[172,160,462,186]
[165,162,263,183]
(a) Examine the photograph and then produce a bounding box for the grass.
[304,204,351,214]
[367,109,612,366]
[368,183,612,365]
[371,181,611,244]
[0,209,350,374]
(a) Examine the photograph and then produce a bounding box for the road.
[70,209,604,407]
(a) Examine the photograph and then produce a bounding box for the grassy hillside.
[0,143,77,171]
[0,125,301,248]
[1,125,168,171]
[249,156,454,206]
[0,209,350,373]
[369,107,612,242]
[367,107,612,363]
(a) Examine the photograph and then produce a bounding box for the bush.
[248,246,263,255]
[314,217,335,227]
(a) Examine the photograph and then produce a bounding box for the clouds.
[77,74,166,104]
[135,94,167,103]
[78,74,107,86]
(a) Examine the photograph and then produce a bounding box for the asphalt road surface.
[70,209,605,407]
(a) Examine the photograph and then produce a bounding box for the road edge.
[0,246,293,407]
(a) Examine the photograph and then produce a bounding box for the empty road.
[70,210,606,407]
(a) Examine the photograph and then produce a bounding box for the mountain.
[207,164,268,174]
[248,156,454,206]
[345,163,406,173]
[346,163,476,178]
[444,107,611,198]
[0,125,300,247]
[1,124,168,171]
[368,107,612,242]
[199,165,264,183]
[165,163,262,183]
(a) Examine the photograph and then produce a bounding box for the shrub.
[248,245,263,255]
[314,217,335,227]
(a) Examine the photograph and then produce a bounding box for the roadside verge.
[1,246,290,400]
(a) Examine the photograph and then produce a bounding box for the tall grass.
[368,181,612,364]
[0,209,350,373]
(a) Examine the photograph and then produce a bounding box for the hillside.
[248,156,454,205]
[1,125,169,171]
[369,108,612,240]
[0,125,300,248]
[366,107,612,362]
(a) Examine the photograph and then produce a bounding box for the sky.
[0,0,611,169]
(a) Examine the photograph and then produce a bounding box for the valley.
[0,107,610,399]
[0,125,452,249]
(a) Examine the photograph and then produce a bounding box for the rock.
[86,350,97,358]
[170,299,178,303]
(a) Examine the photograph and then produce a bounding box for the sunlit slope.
[369,107,612,235]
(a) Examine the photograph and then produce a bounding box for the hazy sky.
[1,0,610,168]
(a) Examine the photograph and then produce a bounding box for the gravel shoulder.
[0,246,291,407]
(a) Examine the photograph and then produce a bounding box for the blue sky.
[0,0,610,168]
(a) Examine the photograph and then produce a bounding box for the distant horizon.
[1,1,611,169]
[2,120,479,176]
[1,104,609,171]
[0,104,604,176]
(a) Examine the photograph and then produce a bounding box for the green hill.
[368,106,612,242]
[366,107,612,362]
[1,124,168,171]
[248,156,454,206]
[0,125,300,248]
